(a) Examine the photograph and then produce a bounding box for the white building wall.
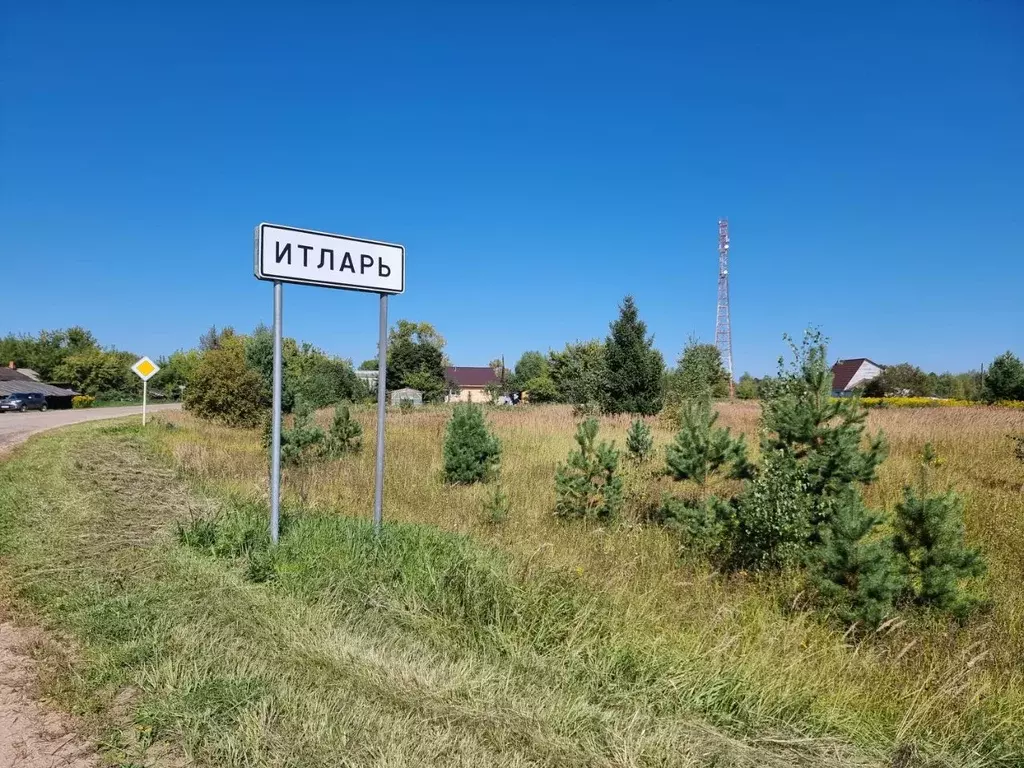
[845,361,882,390]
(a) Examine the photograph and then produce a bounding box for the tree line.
[0,327,146,400]
[735,355,1021,403]
[4,304,1020,411]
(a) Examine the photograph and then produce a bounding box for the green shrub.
[443,403,501,484]
[625,418,654,463]
[398,398,414,414]
[554,419,623,521]
[280,398,325,467]
[323,404,362,457]
[664,398,748,485]
[521,375,559,403]
[665,338,729,407]
[894,444,986,619]
[811,488,901,629]
[656,494,732,557]
[481,485,511,525]
[732,450,812,570]
[760,330,887,540]
[183,334,268,428]
[71,395,95,409]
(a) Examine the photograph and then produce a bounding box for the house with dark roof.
[0,362,77,407]
[445,366,500,403]
[830,358,883,396]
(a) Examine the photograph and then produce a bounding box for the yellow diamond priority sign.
[132,356,159,382]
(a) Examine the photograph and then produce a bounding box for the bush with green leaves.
[522,375,559,403]
[280,398,325,467]
[894,444,986,619]
[664,398,748,485]
[665,338,729,407]
[735,373,759,400]
[323,404,363,457]
[554,418,623,521]
[811,488,901,629]
[732,450,813,570]
[443,403,501,484]
[184,333,268,428]
[626,418,654,463]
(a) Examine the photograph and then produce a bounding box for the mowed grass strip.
[0,423,881,768]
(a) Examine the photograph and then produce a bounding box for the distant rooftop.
[445,366,500,388]
[830,358,883,392]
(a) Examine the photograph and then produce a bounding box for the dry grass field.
[155,401,1024,764]
[0,401,1021,766]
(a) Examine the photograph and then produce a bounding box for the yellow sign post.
[131,356,160,425]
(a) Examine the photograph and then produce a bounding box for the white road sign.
[131,356,160,382]
[255,223,405,294]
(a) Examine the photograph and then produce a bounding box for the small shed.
[390,387,423,407]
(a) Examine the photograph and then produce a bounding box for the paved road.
[0,404,181,452]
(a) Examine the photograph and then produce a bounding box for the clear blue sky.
[2,1,1021,376]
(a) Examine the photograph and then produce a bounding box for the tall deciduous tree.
[511,351,548,389]
[735,373,759,400]
[549,340,605,405]
[246,326,362,412]
[669,339,729,403]
[53,349,140,398]
[862,363,929,397]
[0,326,100,380]
[157,349,200,399]
[387,320,447,402]
[601,296,664,415]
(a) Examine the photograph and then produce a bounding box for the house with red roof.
[830,358,883,396]
[445,366,501,403]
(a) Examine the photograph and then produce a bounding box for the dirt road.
[1,403,179,767]
[0,404,180,453]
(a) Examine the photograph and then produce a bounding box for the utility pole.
[715,219,735,398]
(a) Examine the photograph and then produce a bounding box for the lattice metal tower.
[715,219,735,397]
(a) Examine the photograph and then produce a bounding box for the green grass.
[0,421,896,767]
[2,407,1022,767]
[153,402,1024,764]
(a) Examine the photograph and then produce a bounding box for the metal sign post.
[254,223,405,543]
[131,356,160,426]
[372,294,388,534]
[269,281,284,544]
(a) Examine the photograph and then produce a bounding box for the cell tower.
[715,219,735,397]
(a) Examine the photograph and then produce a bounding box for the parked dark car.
[0,392,48,412]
